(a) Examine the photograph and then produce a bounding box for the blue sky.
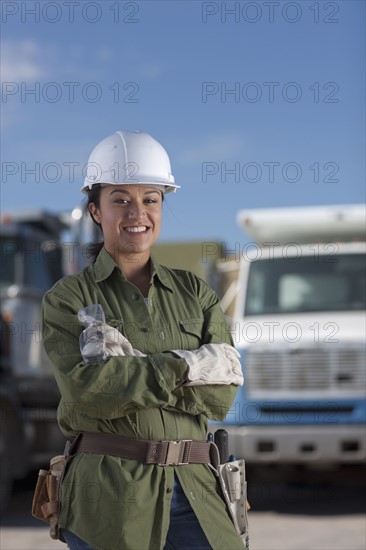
[1,0,365,248]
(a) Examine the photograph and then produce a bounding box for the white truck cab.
[217,205,366,467]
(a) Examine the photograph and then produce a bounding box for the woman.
[42,130,244,550]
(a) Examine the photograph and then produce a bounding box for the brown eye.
[114,198,128,204]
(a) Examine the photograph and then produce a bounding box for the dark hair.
[84,185,165,263]
[85,185,104,263]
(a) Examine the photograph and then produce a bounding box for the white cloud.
[0,40,115,84]
[0,39,166,86]
[1,40,44,81]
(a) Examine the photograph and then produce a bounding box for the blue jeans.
[61,529,94,550]
[61,477,212,550]
[163,477,212,550]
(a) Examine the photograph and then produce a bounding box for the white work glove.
[78,304,145,362]
[104,325,146,357]
[78,304,108,363]
[79,324,107,363]
[172,343,243,386]
[79,324,145,362]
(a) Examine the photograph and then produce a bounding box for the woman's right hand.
[104,325,146,357]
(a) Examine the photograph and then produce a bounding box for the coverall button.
[141,327,149,332]
[166,487,173,493]
[131,293,139,300]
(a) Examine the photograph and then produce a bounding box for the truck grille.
[245,345,366,394]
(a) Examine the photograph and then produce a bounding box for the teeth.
[125,226,147,233]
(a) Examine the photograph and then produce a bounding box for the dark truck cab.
[0,211,67,510]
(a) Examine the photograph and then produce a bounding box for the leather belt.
[72,432,214,466]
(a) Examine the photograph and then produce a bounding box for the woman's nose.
[127,201,145,218]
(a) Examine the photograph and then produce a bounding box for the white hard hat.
[81,130,180,194]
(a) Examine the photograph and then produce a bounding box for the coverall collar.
[93,246,174,292]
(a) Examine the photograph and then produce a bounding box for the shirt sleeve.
[42,282,189,422]
[169,275,241,421]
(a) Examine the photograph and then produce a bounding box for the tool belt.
[31,432,215,541]
[31,452,69,541]
[74,433,249,547]
[217,460,250,550]
[73,431,214,465]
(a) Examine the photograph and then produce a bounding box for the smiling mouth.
[124,226,148,233]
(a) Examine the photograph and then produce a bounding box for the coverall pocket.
[178,318,204,349]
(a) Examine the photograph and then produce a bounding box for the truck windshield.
[245,253,366,315]
[0,237,17,289]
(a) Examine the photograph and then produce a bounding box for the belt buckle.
[160,440,192,466]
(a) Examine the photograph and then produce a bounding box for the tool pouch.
[31,453,68,541]
[217,459,250,550]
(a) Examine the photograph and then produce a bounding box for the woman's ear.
[89,202,101,225]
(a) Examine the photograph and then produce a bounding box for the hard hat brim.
[81,181,181,195]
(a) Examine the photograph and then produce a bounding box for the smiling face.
[88,184,163,265]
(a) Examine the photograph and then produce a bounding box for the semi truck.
[213,204,366,471]
[0,210,72,511]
